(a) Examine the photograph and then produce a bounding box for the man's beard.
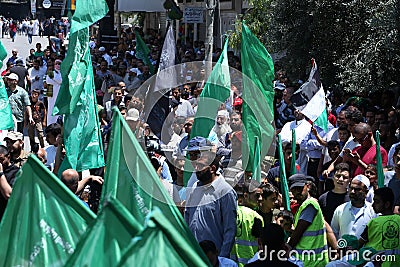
[213,123,231,138]
[196,168,212,183]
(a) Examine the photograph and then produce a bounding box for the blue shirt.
[185,176,237,258]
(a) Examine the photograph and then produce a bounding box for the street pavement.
[1,34,51,152]
[1,33,50,72]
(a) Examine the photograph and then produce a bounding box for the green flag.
[0,41,14,130]
[117,209,208,267]
[134,31,155,75]
[0,155,95,266]
[278,135,291,210]
[191,39,231,138]
[100,107,209,265]
[65,197,143,266]
[291,129,297,175]
[53,0,107,173]
[241,22,275,175]
[375,131,385,188]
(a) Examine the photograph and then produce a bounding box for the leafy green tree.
[230,0,400,94]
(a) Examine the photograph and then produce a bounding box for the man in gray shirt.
[185,149,237,258]
[6,73,33,133]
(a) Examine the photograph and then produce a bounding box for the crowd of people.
[0,18,399,267]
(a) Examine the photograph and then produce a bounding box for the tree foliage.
[230,0,400,94]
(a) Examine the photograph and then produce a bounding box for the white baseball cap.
[126,108,139,121]
[7,73,19,81]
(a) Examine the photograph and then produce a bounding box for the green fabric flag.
[314,108,328,133]
[291,129,297,175]
[53,0,107,173]
[375,131,385,188]
[0,155,95,266]
[0,41,14,130]
[100,107,209,265]
[241,22,275,174]
[278,135,291,211]
[191,39,231,138]
[117,209,209,267]
[65,197,143,266]
[134,31,155,75]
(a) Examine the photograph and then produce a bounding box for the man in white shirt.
[28,59,46,94]
[99,46,112,66]
[331,174,376,239]
[44,123,62,172]
[171,87,195,118]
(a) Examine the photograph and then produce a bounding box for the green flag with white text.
[117,209,208,267]
[191,39,231,138]
[65,198,143,267]
[53,0,108,173]
[99,108,209,265]
[0,41,14,130]
[241,22,275,175]
[0,156,95,266]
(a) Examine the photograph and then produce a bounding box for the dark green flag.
[0,41,14,130]
[117,209,208,267]
[375,131,385,188]
[100,107,209,265]
[278,135,291,210]
[65,197,143,266]
[134,31,155,75]
[53,0,108,173]
[0,156,95,266]
[241,22,275,175]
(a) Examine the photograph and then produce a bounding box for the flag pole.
[291,129,296,175]
[278,134,290,210]
[375,130,385,188]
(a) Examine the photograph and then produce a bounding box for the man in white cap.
[6,73,33,133]
[125,108,140,134]
[124,68,141,94]
[98,46,112,66]
[331,174,376,240]
[3,131,30,168]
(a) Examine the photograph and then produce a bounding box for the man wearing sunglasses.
[344,123,388,177]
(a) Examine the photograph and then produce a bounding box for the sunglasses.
[55,62,61,65]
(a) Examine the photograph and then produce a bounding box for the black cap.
[288,174,315,189]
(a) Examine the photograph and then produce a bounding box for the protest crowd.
[0,2,399,266]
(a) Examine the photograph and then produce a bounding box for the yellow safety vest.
[294,198,329,267]
[365,214,400,267]
[231,206,264,267]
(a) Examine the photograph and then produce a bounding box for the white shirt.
[338,137,359,157]
[45,145,57,171]
[331,201,376,239]
[29,66,47,90]
[45,70,62,125]
[175,98,195,118]
[102,53,112,66]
